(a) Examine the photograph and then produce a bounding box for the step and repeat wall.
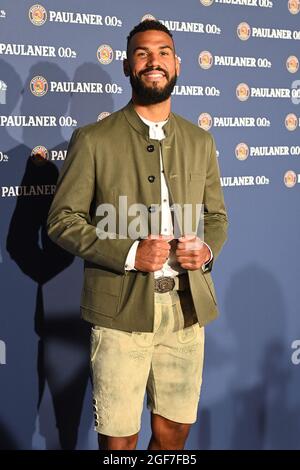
[1,0,300,450]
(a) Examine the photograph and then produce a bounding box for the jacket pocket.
[81,268,125,318]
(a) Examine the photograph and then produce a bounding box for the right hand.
[134,234,173,272]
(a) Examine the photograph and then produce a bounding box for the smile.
[143,72,166,80]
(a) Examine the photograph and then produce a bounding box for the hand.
[135,234,173,272]
[176,235,210,271]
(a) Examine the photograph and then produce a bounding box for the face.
[124,29,180,105]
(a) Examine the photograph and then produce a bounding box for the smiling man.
[47,20,228,450]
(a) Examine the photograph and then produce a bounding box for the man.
[47,20,228,450]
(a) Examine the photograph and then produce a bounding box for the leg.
[90,326,153,445]
[148,414,191,450]
[98,432,139,450]
[146,292,205,450]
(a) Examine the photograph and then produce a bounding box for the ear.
[175,55,181,77]
[123,59,130,77]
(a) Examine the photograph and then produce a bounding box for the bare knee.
[98,433,138,450]
[149,414,191,450]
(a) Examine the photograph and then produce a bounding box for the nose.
[146,51,160,68]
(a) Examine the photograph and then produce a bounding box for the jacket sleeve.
[47,128,135,274]
[203,134,228,271]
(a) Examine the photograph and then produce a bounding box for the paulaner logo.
[235,143,250,161]
[198,51,213,69]
[237,22,251,41]
[200,0,214,6]
[198,113,213,130]
[31,145,48,166]
[0,340,6,365]
[286,56,299,73]
[29,4,47,26]
[30,76,48,96]
[97,45,114,64]
[141,14,156,22]
[288,0,300,15]
[284,170,297,188]
[97,112,111,121]
[285,113,298,131]
[236,83,250,101]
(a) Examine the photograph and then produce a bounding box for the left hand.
[176,235,210,271]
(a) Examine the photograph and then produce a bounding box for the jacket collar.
[122,100,173,140]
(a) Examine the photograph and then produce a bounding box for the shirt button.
[148,175,155,183]
[163,198,167,202]
[147,145,155,152]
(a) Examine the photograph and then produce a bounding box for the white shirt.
[125,115,212,277]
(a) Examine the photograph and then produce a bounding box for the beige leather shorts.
[90,290,205,437]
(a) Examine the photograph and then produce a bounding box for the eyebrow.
[132,45,174,54]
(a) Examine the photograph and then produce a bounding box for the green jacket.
[47,101,228,332]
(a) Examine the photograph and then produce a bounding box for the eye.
[160,50,169,56]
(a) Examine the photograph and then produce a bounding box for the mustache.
[138,67,169,80]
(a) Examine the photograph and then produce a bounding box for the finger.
[178,234,196,242]
[148,234,160,240]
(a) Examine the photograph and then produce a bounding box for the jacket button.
[148,206,156,213]
[148,175,155,183]
[147,145,155,152]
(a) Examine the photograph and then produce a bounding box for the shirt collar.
[122,100,173,140]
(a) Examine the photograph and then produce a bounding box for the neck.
[132,94,171,122]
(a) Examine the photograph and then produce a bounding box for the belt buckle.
[155,276,175,293]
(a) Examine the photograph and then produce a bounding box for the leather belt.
[154,274,189,293]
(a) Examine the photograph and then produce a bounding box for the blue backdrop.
[1,0,300,450]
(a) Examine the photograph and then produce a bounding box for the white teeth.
[146,73,164,78]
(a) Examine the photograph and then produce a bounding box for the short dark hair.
[126,20,174,56]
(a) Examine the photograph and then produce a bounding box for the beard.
[129,67,177,105]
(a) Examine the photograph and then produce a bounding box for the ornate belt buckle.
[155,276,175,293]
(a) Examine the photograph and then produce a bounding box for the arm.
[203,134,228,271]
[47,128,135,274]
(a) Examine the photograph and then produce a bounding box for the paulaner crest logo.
[288,0,300,15]
[286,56,299,73]
[29,4,47,26]
[97,112,111,121]
[235,143,249,161]
[236,83,250,102]
[141,14,156,22]
[97,45,114,64]
[284,170,297,188]
[198,113,213,131]
[30,76,48,96]
[31,145,48,166]
[285,113,298,131]
[237,22,251,41]
[200,0,214,6]
[198,51,213,70]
